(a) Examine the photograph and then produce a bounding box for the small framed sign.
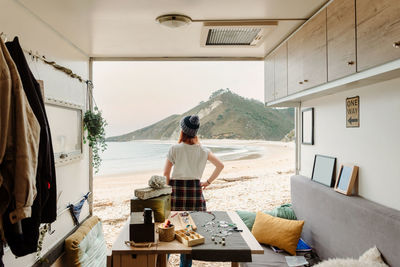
[346,96,359,128]
[311,154,336,187]
[334,165,359,195]
[302,108,314,145]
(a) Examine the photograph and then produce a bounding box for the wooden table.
[111,211,263,267]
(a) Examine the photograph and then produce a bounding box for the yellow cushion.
[251,212,304,255]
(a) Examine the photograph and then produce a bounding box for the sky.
[93,61,264,137]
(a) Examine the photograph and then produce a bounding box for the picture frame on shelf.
[334,165,359,195]
[311,154,336,187]
[302,108,314,145]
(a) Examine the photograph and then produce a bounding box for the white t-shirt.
[167,143,210,180]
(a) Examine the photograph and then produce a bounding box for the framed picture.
[302,108,314,145]
[334,165,359,195]
[311,154,336,187]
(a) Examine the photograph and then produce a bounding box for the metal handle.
[299,81,303,85]
[347,61,355,66]
[393,41,400,48]
[303,79,308,83]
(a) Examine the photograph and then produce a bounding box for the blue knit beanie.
[180,115,200,137]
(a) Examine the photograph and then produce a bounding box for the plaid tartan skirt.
[169,179,207,211]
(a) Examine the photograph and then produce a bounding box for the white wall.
[300,77,400,211]
[1,0,90,266]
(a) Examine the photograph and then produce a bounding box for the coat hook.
[48,224,55,235]
[0,32,8,42]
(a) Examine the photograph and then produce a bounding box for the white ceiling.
[18,0,328,59]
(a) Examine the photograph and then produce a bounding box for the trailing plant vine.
[83,107,107,173]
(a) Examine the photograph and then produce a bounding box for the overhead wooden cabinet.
[357,0,400,71]
[264,55,275,102]
[288,9,327,94]
[274,42,288,99]
[287,25,304,95]
[327,0,356,81]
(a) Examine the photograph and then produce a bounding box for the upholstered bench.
[241,175,400,267]
[65,216,108,267]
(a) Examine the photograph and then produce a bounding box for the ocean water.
[96,140,261,177]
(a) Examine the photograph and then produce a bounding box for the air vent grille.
[206,28,262,46]
[200,21,278,47]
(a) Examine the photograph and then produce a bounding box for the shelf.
[266,58,400,107]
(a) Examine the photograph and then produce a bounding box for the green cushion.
[236,210,257,231]
[236,204,297,231]
[268,204,297,220]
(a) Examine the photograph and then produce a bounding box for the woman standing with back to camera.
[164,114,224,267]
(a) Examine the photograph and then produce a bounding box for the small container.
[143,208,153,224]
[158,225,175,242]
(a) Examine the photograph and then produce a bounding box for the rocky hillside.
[107,89,294,141]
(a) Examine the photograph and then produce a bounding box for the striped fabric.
[169,179,206,211]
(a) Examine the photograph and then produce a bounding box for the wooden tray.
[175,229,205,247]
[174,212,197,230]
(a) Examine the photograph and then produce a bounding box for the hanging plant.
[83,107,107,173]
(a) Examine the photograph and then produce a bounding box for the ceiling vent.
[200,21,278,47]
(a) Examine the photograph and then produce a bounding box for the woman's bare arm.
[201,152,224,188]
[163,159,173,185]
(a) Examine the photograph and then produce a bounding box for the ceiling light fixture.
[156,14,192,28]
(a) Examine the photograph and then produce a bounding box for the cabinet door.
[274,42,288,99]
[264,55,275,103]
[357,0,400,71]
[302,9,327,90]
[287,27,303,95]
[288,9,327,94]
[288,28,304,95]
[327,0,356,81]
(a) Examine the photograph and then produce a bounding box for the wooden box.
[131,194,171,222]
[129,212,155,243]
[175,229,205,247]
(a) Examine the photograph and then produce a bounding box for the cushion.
[237,204,297,231]
[251,212,304,256]
[65,216,107,267]
[236,210,258,231]
[314,247,388,267]
[268,204,297,220]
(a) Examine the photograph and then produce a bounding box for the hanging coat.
[0,39,40,235]
[3,37,57,257]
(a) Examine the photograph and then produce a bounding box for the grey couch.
[241,175,400,267]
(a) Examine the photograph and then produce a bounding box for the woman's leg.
[180,254,192,267]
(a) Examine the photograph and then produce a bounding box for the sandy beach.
[93,140,294,266]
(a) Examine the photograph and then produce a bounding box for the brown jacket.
[0,39,40,224]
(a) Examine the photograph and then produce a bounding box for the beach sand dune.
[93,140,294,267]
